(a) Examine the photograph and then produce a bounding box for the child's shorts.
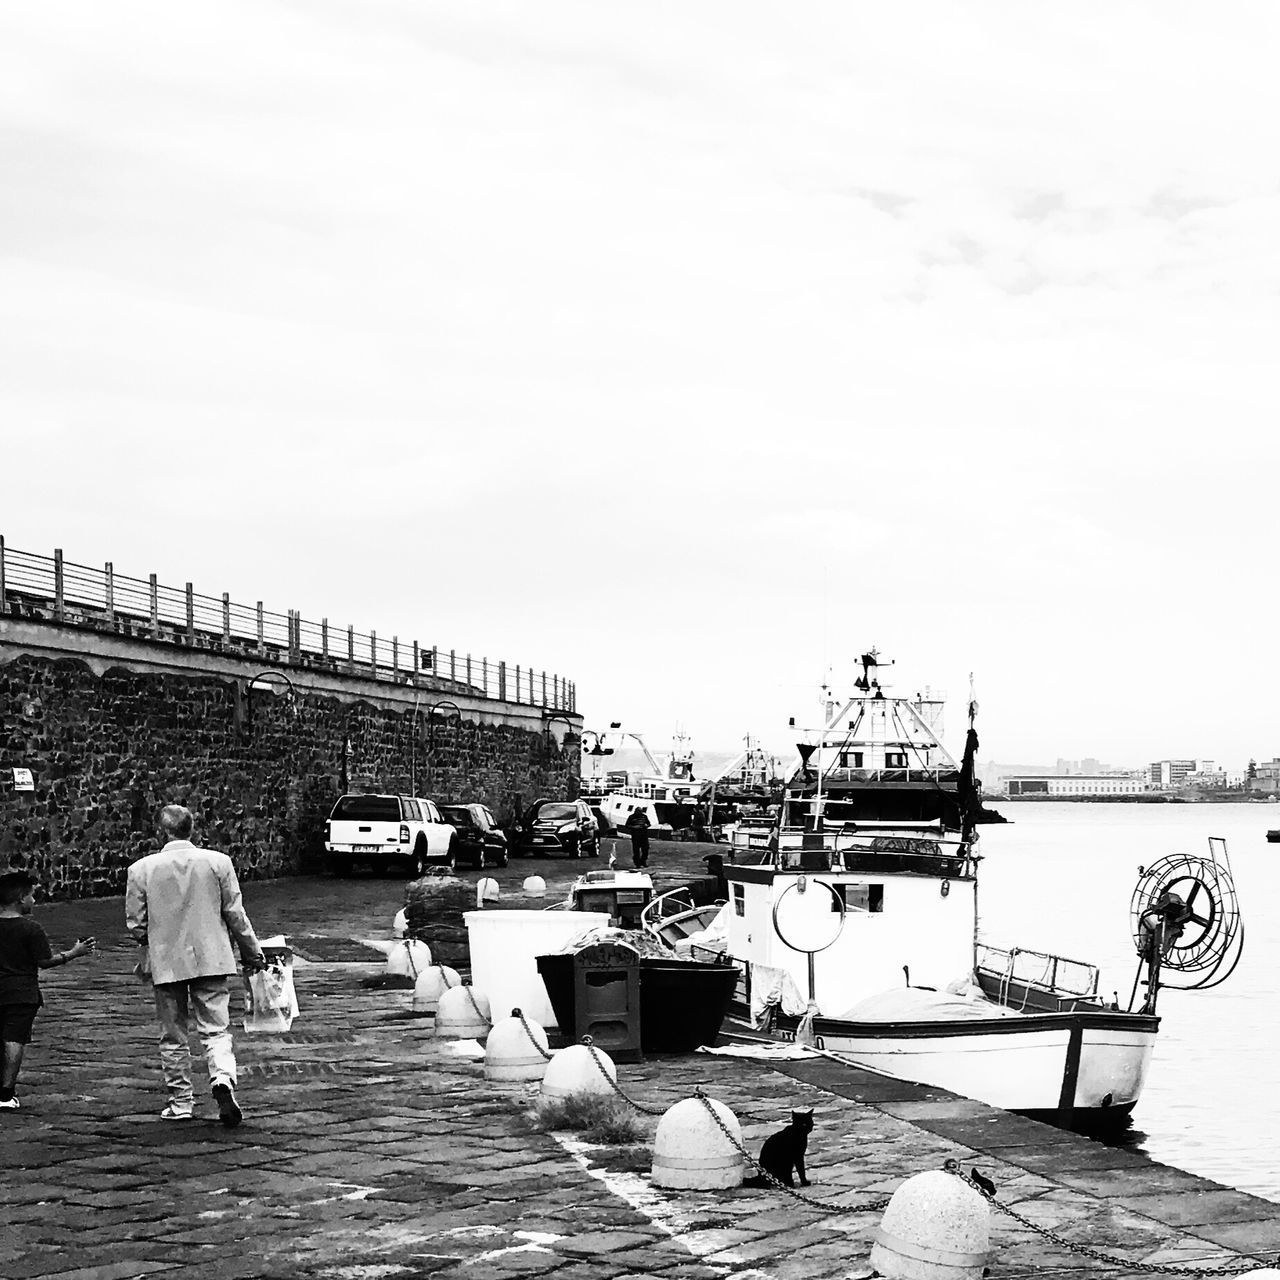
[0,1003,40,1045]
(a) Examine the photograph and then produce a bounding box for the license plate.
[353,844,383,852]
[533,836,552,844]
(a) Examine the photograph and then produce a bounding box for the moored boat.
[673,651,1244,1131]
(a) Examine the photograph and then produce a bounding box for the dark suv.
[438,804,509,869]
[514,799,599,859]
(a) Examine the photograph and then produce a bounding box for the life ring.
[771,877,847,955]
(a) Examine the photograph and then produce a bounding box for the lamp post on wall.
[245,670,298,736]
[425,700,461,791]
[541,713,579,758]
[338,700,374,795]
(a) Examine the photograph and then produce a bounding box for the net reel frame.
[1128,842,1244,1012]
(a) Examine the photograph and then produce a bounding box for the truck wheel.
[408,841,428,878]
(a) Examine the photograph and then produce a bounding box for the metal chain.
[944,1162,1276,1276]
[579,1038,671,1116]
[463,982,487,1025]
[507,1014,1274,1267]
[693,1090,892,1214]
[514,1008,554,1061]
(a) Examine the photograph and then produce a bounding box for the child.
[0,870,96,1110]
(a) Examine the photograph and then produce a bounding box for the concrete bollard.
[411,964,461,1016]
[476,877,500,908]
[651,1096,744,1189]
[436,984,491,1039]
[870,1169,991,1280]
[386,938,432,978]
[540,1042,617,1101]
[522,875,546,897]
[484,1009,550,1082]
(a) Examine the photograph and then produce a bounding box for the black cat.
[744,1108,814,1188]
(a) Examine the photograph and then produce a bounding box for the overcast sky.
[3,2,1278,770]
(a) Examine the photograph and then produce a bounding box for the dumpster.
[536,947,738,1054]
[571,940,642,1063]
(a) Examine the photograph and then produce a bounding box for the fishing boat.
[675,651,1244,1131]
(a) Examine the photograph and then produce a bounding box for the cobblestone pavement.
[5,861,1280,1280]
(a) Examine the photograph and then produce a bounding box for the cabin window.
[732,884,746,917]
[838,751,864,768]
[885,751,908,768]
[835,884,883,913]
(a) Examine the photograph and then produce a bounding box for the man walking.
[624,806,652,868]
[125,804,265,1126]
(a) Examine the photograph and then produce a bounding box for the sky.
[2,2,1279,771]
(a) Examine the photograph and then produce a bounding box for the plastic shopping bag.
[242,935,299,1033]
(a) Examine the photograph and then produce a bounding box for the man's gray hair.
[160,804,194,841]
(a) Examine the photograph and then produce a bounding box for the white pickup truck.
[324,793,456,877]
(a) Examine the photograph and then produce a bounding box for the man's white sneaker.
[0,1096,19,1110]
[160,1104,193,1121]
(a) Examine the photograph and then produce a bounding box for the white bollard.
[476,877,500,909]
[870,1169,991,1280]
[540,1042,617,1101]
[484,1009,550,1082]
[522,875,546,897]
[386,938,432,978]
[435,984,492,1039]
[392,908,408,937]
[411,964,461,1016]
[651,1096,744,1189]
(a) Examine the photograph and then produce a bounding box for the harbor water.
[976,801,1279,1201]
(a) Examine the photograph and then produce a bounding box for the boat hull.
[729,1003,1158,1130]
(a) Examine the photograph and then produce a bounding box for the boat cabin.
[723,818,978,1017]
[570,869,655,929]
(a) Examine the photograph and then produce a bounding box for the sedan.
[439,804,510,869]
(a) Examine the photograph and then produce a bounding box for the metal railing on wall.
[0,537,576,713]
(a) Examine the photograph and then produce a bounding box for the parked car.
[324,793,456,876]
[513,798,600,859]
[439,804,509,869]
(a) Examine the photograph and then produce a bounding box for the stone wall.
[0,651,580,899]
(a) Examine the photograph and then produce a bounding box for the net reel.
[1128,838,1243,1013]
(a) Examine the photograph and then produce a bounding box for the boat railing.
[818,767,955,785]
[975,944,1101,1009]
[640,886,697,932]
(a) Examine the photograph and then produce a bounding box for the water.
[976,801,1279,1201]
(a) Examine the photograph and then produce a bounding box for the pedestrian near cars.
[624,807,652,868]
[0,870,96,1112]
[125,804,266,1126]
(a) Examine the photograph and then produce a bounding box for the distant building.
[1004,773,1146,797]
[1250,759,1280,796]
[1149,759,1197,789]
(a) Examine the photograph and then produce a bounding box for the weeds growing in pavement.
[532,1091,646,1144]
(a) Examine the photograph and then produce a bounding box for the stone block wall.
[0,653,579,899]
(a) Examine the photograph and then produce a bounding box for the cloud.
[3,1,1280,763]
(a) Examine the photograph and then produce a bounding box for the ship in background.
[770,648,1004,830]
[580,727,786,836]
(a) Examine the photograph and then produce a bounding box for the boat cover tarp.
[831,984,1019,1023]
[696,1042,816,1060]
[673,902,733,958]
[553,925,675,960]
[750,964,810,1022]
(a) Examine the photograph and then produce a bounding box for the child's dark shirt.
[0,917,53,1005]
